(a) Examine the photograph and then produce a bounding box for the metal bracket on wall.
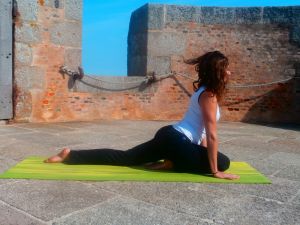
[55,0,60,9]
[12,0,18,19]
[60,66,84,80]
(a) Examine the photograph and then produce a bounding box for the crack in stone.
[0,199,48,224]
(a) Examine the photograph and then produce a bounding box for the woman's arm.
[199,91,219,174]
[199,91,240,180]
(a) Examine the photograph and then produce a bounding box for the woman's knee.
[218,153,230,171]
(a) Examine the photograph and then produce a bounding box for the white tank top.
[173,86,220,145]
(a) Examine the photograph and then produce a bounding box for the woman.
[45,51,240,180]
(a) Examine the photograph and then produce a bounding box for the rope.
[59,66,296,90]
[175,72,296,88]
[227,77,295,88]
[84,74,149,85]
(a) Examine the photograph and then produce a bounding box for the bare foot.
[144,159,174,170]
[44,148,71,163]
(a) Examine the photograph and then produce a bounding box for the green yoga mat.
[0,156,271,184]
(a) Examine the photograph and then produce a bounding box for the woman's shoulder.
[194,86,206,98]
[195,86,217,104]
[195,85,206,93]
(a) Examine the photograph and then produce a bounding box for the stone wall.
[13,1,191,122]
[128,4,300,124]
[14,0,82,122]
[13,2,300,124]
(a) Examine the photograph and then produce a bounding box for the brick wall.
[14,0,82,122]
[127,4,300,124]
[13,2,300,124]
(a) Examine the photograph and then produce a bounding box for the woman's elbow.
[206,133,218,142]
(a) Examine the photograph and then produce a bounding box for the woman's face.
[224,67,231,83]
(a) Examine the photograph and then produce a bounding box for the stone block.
[128,56,147,76]
[147,56,171,75]
[148,4,165,30]
[50,21,81,47]
[15,42,32,65]
[44,0,64,9]
[201,7,236,24]
[166,5,196,23]
[16,0,38,21]
[0,85,12,119]
[292,7,300,24]
[128,4,148,35]
[15,66,45,91]
[64,48,81,70]
[263,6,293,24]
[15,23,41,44]
[290,25,300,47]
[236,7,263,24]
[127,34,147,57]
[147,31,186,56]
[65,0,82,21]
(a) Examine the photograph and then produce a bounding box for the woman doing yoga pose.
[45,51,240,180]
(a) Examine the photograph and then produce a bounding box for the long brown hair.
[185,51,229,100]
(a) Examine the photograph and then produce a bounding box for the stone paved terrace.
[0,120,299,225]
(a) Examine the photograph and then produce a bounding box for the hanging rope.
[59,66,296,90]
[174,72,296,88]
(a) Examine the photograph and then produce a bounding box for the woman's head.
[185,51,229,100]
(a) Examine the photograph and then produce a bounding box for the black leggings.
[64,125,230,174]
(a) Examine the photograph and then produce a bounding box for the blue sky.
[83,0,300,76]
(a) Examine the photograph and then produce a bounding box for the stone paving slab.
[0,180,115,222]
[0,201,47,225]
[53,196,209,225]
[0,120,299,225]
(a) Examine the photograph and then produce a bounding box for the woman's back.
[173,86,220,145]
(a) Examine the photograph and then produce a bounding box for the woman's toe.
[44,155,63,163]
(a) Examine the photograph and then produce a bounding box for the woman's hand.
[213,171,240,180]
